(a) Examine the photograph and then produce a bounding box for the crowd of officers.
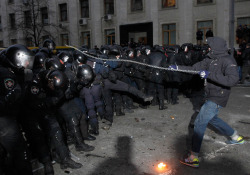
[0,38,224,175]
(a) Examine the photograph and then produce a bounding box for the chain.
[66,45,200,75]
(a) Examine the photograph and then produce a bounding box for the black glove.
[5,89,21,104]
[24,69,33,82]
[108,71,117,83]
[65,87,74,99]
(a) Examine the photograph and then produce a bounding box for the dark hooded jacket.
[178,37,239,107]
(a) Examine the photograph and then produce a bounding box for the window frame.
[81,31,91,48]
[9,13,16,29]
[24,10,32,28]
[105,29,115,45]
[10,39,17,45]
[161,0,176,9]
[194,0,215,6]
[162,23,176,46]
[104,0,114,15]
[197,20,213,42]
[80,0,90,18]
[61,33,69,45]
[131,0,143,12]
[0,40,3,47]
[41,7,49,25]
[0,16,2,31]
[8,0,14,4]
[237,16,250,28]
[26,37,33,47]
[59,3,68,22]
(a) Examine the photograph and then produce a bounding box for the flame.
[156,162,168,173]
[158,162,167,169]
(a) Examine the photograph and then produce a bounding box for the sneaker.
[226,136,245,145]
[179,154,199,168]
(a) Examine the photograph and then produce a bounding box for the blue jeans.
[192,100,235,153]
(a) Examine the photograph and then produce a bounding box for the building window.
[197,0,213,4]
[197,20,213,42]
[9,13,16,29]
[104,0,114,15]
[26,37,33,47]
[162,24,176,46]
[61,34,69,45]
[59,3,68,21]
[80,0,89,18]
[0,41,3,47]
[41,7,48,25]
[81,31,90,48]
[105,29,115,45]
[11,39,17,45]
[42,35,50,41]
[162,0,176,8]
[0,17,2,31]
[24,10,32,28]
[131,0,143,12]
[236,17,250,44]
[237,17,250,28]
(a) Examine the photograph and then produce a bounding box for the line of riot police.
[0,39,210,175]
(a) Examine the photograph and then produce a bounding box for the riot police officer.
[0,44,34,175]
[25,69,83,170]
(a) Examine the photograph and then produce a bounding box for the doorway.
[120,22,153,47]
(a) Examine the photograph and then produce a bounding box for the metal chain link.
[66,45,200,75]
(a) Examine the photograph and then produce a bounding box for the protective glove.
[108,71,117,83]
[169,64,178,70]
[65,87,74,99]
[24,69,33,82]
[5,89,21,104]
[199,70,210,79]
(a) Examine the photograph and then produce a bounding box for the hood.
[207,37,229,57]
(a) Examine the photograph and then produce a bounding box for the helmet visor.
[15,51,34,69]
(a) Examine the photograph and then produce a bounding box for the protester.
[170,36,245,168]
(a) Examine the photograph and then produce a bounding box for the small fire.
[158,162,167,169]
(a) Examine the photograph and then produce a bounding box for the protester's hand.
[169,65,178,70]
[199,70,210,79]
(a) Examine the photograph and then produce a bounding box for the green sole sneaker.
[226,136,245,145]
[180,157,199,168]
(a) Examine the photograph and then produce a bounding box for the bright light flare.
[158,162,167,169]
[155,162,169,174]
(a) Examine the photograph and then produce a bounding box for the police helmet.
[57,51,73,63]
[5,44,35,69]
[109,46,120,56]
[46,70,68,90]
[73,50,87,64]
[33,53,47,69]
[45,57,65,71]
[100,45,111,55]
[76,64,95,85]
[42,39,56,51]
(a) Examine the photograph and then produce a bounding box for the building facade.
[0,0,250,48]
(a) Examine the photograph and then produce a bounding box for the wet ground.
[35,86,250,175]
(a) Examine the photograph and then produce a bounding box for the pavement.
[34,86,250,175]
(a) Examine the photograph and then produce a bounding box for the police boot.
[66,132,75,146]
[89,117,99,136]
[142,95,153,102]
[44,162,54,175]
[151,95,158,106]
[83,134,96,141]
[74,130,95,152]
[159,100,167,110]
[60,157,82,170]
[115,107,125,116]
[68,117,95,152]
